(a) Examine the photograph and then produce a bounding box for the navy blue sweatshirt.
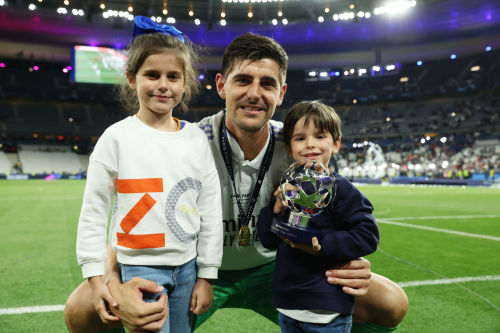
[257,173,379,314]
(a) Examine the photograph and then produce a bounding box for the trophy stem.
[289,211,310,228]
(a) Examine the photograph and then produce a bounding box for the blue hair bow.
[133,16,185,43]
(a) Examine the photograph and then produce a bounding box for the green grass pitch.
[0,180,499,332]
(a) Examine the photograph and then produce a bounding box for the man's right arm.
[106,247,169,332]
[64,247,168,333]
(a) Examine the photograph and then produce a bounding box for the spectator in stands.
[72,16,223,332]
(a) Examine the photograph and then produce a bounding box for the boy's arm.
[319,179,379,261]
[256,196,283,250]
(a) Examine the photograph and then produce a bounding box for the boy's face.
[215,58,287,135]
[288,117,341,166]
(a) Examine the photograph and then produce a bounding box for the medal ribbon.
[219,111,275,246]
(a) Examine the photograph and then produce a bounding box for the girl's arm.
[76,159,117,278]
[195,136,223,279]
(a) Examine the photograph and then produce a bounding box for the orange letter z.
[116,178,165,249]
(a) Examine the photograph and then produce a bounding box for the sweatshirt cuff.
[81,261,105,279]
[197,266,218,280]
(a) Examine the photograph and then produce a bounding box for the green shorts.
[194,261,399,333]
[195,261,278,328]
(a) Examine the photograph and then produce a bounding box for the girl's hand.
[189,278,213,315]
[88,275,120,324]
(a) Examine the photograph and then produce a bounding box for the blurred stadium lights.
[2,0,420,26]
[417,60,423,66]
[485,46,492,51]
[470,65,480,72]
[450,54,457,60]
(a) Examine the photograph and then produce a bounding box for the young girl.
[257,100,379,333]
[76,16,222,333]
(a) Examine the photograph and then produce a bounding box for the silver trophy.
[271,160,335,244]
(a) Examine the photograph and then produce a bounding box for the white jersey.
[198,111,292,270]
[77,116,223,279]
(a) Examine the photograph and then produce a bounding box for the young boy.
[257,100,380,333]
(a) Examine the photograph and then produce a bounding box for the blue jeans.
[120,258,197,333]
[279,312,352,333]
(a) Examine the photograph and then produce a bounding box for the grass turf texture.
[0,180,499,332]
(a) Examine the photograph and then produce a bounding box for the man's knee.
[64,282,109,333]
[376,282,408,326]
[353,273,408,327]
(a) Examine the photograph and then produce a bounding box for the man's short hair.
[221,33,288,85]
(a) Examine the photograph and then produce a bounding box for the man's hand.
[107,277,168,332]
[282,237,322,256]
[190,278,213,315]
[325,257,372,296]
[88,275,121,325]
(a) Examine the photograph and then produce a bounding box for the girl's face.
[128,49,185,117]
[288,116,340,166]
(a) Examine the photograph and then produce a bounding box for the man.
[65,33,408,333]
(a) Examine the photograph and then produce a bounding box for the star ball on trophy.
[271,160,336,244]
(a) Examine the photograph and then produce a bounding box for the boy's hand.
[273,187,289,215]
[88,275,120,325]
[282,236,322,256]
[190,278,213,315]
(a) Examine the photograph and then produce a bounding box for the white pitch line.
[398,275,500,287]
[0,305,65,315]
[381,214,500,221]
[2,275,500,315]
[377,219,500,241]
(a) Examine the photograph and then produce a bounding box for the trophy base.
[271,217,321,244]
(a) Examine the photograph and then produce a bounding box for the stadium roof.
[0,0,499,65]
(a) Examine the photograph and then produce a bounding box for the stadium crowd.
[1,48,499,182]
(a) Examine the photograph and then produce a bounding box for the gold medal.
[238,225,251,247]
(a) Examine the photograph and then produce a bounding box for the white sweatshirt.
[77,116,223,279]
[198,111,293,270]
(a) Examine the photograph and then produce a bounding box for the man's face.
[216,58,287,135]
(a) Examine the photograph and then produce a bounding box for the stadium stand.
[0,151,12,174]
[0,5,499,184]
[17,146,85,175]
